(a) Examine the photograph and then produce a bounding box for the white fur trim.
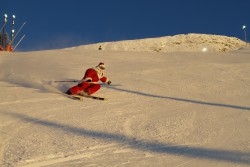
[78,77,92,84]
[83,77,92,81]
[98,62,105,69]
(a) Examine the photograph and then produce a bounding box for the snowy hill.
[77,33,246,52]
[0,34,250,167]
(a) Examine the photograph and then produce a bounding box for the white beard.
[93,67,104,79]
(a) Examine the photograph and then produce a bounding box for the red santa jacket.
[81,67,109,83]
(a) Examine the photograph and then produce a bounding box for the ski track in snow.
[0,97,64,106]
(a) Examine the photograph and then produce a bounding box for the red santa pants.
[69,82,101,95]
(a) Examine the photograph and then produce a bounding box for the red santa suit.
[67,63,110,95]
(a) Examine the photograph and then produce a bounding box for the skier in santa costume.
[66,62,111,96]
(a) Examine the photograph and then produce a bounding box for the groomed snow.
[0,34,249,166]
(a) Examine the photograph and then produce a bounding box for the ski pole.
[54,80,79,83]
[54,80,100,84]
[13,34,25,51]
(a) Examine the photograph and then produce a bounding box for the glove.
[107,80,111,85]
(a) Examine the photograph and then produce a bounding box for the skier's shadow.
[104,85,250,111]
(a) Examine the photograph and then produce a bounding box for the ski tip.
[63,93,83,101]
[72,95,84,101]
[93,97,107,100]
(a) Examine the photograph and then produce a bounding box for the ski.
[70,95,84,101]
[63,93,83,101]
[64,92,106,101]
[78,94,107,101]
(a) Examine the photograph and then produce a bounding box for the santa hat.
[98,62,105,69]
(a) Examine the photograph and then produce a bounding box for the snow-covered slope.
[77,33,246,52]
[0,35,249,167]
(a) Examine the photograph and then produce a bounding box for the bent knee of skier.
[86,84,101,95]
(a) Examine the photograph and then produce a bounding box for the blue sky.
[1,0,250,51]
